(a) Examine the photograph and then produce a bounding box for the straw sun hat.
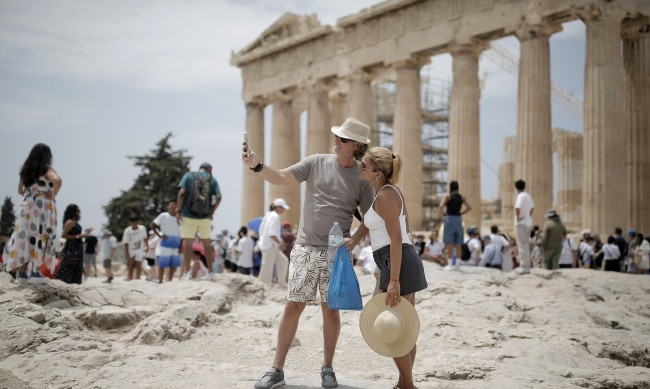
[359,293,420,358]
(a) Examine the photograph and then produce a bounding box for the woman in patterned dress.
[6,143,62,284]
[56,204,89,284]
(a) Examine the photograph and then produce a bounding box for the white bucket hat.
[359,293,420,358]
[272,198,290,210]
[331,118,371,145]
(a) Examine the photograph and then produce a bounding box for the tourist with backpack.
[461,228,482,266]
[176,162,221,281]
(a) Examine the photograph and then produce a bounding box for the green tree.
[104,133,191,239]
[0,196,16,235]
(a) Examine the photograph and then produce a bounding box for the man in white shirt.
[463,228,482,266]
[100,230,117,283]
[235,226,255,275]
[123,215,148,281]
[514,179,535,274]
[258,198,290,287]
[489,225,510,254]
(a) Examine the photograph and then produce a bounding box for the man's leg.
[516,225,531,272]
[321,302,341,368]
[104,260,113,279]
[393,294,417,389]
[542,249,553,270]
[134,260,142,280]
[547,248,558,270]
[182,238,192,275]
[272,301,306,369]
[127,257,134,281]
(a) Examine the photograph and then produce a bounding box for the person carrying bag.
[328,246,363,310]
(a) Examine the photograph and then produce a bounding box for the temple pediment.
[232,12,326,64]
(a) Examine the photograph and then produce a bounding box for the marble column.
[241,100,265,224]
[348,71,376,144]
[269,95,301,225]
[581,6,627,234]
[329,92,347,147]
[554,129,583,225]
[448,43,485,228]
[514,22,560,228]
[393,59,424,229]
[498,136,515,227]
[623,22,650,233]
[306,82,332,156]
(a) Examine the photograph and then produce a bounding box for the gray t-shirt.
[289,154,374,248]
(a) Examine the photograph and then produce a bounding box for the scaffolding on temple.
[372,64,450,231]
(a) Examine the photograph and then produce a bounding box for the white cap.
[272,198,290,210]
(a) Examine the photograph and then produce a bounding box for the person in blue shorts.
[151,201,182,283]
[438,180,471,266]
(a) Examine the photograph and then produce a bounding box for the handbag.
[633,251,643,264]
[327,246,363,311]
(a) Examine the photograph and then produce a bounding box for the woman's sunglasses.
[360,161,376,171]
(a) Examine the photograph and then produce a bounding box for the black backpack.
[188,172,212,217]
[461,241,472,260]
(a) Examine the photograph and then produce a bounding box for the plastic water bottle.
[327,222,344,271]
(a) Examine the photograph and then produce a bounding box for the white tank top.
[364,185,411,251]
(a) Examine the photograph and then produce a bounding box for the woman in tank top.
[439,180,472,266]
[345,147,427,389]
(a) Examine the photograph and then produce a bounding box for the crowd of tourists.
[412,224,649,275]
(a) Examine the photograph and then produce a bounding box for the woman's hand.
[386,280,401,307]
[341,237,356,251]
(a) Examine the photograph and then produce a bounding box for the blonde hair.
[367,147,402,185]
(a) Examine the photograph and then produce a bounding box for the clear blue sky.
[0,1,584,237]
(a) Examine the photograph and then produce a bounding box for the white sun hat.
[359,293,420,358]
[272,198,290,210]
[331,118,371,144]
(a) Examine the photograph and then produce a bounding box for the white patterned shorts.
[288,244,330,303]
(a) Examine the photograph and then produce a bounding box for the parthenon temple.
[231,0,650,236]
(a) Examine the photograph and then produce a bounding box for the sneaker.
[16,272,29,285]
[207,272,216,281]
[514,267,530,275]
[182,271,192,281]
[254,368,285,389]
[28,271,49,284]
[321,367,338,389]
[102,276,114,284]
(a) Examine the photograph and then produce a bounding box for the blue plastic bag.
[327,246,363,310]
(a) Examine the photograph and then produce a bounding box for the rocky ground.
[1,263,649,389]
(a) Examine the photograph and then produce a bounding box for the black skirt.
[373,243,428,295]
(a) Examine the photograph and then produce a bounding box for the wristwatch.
[250,162,264,173]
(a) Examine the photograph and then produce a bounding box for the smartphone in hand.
[243,132,250,158]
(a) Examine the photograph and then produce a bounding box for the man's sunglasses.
[335,135,352,144]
